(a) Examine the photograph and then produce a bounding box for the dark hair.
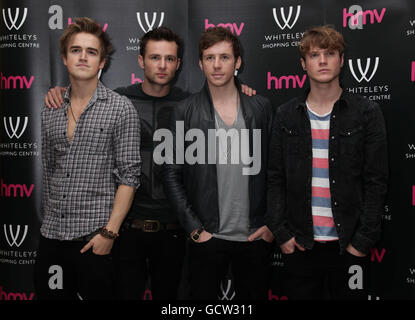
[299,25,345,60]
[59,17,112,62]
[199,27,241,60]
[139,26,183,59]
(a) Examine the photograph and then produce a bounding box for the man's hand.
[280,237,305,254]
[80,234,114,255]
[346,244,366,257]
[44,86,66,109]
[195,230,213,243]
[248,225,274,243]
[241,84,257,97]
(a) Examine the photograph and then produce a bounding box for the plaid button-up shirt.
[40,81,141,240]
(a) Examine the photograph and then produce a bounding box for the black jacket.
[163,79,274,234]
[266,89,388,254]
[115,84,190,223]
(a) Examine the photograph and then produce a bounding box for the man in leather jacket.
[163,27,275,300]
[266,25,388,299]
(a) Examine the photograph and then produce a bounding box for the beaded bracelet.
[99,227,119,240]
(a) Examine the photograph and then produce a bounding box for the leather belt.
[129,219,181,232]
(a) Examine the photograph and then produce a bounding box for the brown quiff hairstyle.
[59,17,113,62]
[199,27,241,60]
[299,25,345,60]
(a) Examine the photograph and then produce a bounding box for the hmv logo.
[343,5,386,29]
[267,72,307,90]
[3,117,28,139]
[411,61,415,82]
[268,290,288,300]
[348,57,379,83]
[0,73,34,90]
[0,179,34,198]
[370,248,386,263]
[131,73,143,84]
[2,8,27,31]
[3,224,28,247]
[412,185,414,206]
[205,19,245,36]
[137,12,164,33]
[0,286,34,300]
[272,6,301,30]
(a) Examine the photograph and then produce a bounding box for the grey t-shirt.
[212,105,255,242]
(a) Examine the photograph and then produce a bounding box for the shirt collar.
[63,80,107,109]
[296,86,349,109]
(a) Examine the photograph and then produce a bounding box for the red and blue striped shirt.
[307,105,339,242]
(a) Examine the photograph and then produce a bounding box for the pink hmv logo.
[343,6,386,29]
[131,73,143,84]
[370,248,386,263]
[0,73,34,89]
[0,286,34,300]
[267,72,307,90]
[411,62,415,82]
[0,179,34,198]
[204,18,244,36]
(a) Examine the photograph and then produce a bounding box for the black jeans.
[112,227,186,300]
[282,241,370,300]
[34,236,115,300]
[188,237,273,300]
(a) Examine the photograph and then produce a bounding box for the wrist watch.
[190,228,204,242]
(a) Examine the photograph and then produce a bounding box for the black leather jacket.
[115,84,190,223]
[163,79,274,234]
[266,89,388,254]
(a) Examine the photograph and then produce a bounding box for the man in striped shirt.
[267,25,388,299]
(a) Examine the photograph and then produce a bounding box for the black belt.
[128,219,181,232]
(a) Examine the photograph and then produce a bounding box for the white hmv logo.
[348,57,380,83]
[3,116,28,139]
[3,224,28,247]
[2,8,28,31]
[136,12,164,33]
[273,6,301,30]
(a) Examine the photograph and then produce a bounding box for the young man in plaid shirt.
[34,17,141,300]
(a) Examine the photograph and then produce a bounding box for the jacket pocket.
[282,126,300,155]
[339,125,364,156]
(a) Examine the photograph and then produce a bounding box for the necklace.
[214,93,240,164]
[69,104,77,122]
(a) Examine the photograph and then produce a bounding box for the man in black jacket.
[163,27,274,300]
[267,25,388,299]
